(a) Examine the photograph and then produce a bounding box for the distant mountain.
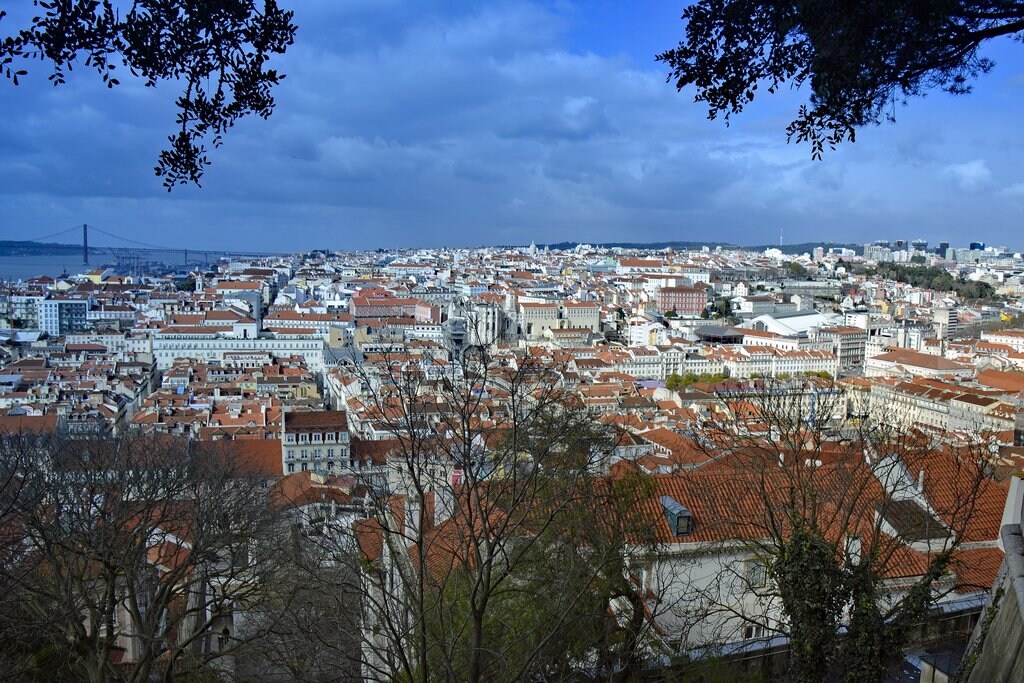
[0,240,80,256]
[537,241,863,256]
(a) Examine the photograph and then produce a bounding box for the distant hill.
[2,238,864,258]
[0,240,80,256]
[538,241,863,256]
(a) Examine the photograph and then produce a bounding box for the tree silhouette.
[0,0,296,188]
[660,1,1024,157]
[686,379,1000,682]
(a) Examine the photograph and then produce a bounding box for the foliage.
[713,297,733,318]
[771,522,846,683]
[343,344,670,683]
[175,276,196,292]
[666,372,730,390]
[659,1,1024,156]
[870,263,996,300]
[952,584,1004,682]
[0,1,297,188]
[239,561,363,682]
[0,432,288,683]
[417,470,659,682]
[690,379,994,682]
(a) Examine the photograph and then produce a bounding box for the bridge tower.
[82,223,89,265]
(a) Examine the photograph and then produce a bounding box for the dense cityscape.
[2,236,1024,680]
[4,0,1024,680]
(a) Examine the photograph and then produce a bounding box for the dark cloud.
[1,1,1023,251]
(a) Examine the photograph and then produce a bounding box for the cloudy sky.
[2,0,1024,252]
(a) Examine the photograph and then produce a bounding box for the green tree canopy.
[659,1,1024,157]
[870,263,997,300]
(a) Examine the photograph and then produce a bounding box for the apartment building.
[657,285,707,317]
[281,409,352,475]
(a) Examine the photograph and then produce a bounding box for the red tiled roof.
[284,409,348,431]
[872,349,970,371]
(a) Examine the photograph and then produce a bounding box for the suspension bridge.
[17,224,293,269]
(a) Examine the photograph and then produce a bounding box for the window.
[630,562,652,591]
[301,462,308,472]
[745,559,767,588]
[660,496,693,537]
[287,463,295,473]
[674,511,692,536]
[743,625,765,640]
[285,434,295,444]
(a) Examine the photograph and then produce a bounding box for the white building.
[865,349,974,380]
[153,330,326,371]
[281,409,352,475]
[38,297,91,337]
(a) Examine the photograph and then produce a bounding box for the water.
[0,251,211,282]
[0,255,86,281]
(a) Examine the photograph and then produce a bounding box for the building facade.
[281,409,352,475]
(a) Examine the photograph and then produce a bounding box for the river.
[0,251,214,282]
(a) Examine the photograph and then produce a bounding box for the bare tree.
[235,473,367,682]
[336,338,671,682]
[681,378,1000,683]
[0,432,290,682]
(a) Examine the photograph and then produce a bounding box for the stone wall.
[962,523,1024,682]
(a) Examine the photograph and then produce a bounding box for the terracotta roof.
[354,518,384,562]
[216,281,261,290]
[872,349,971,371]
[818,326,866,335]
[977,369,1024,393]
[271,472,355,509]
[351,438,401,466]
[0,414,59,434]
[284,409,348,430]
[952,547,1005,593]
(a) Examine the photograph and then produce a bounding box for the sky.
[1,0,1024,253]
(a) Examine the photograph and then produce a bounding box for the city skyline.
[3,0,1024,250]
[5,227,1023,259]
